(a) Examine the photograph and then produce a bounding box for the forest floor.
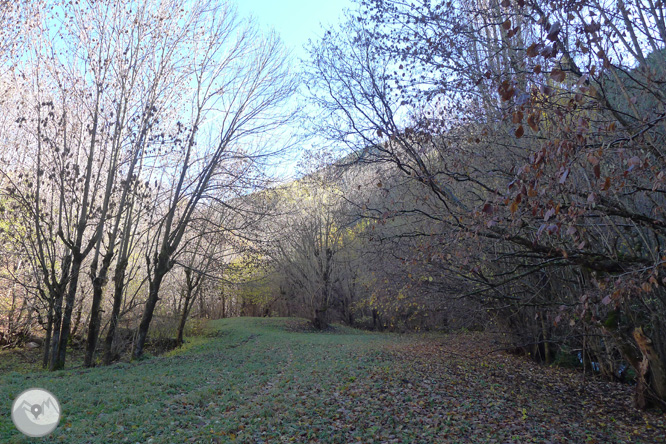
[1,317,665,443]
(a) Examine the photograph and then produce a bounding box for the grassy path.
[1,318,664,443]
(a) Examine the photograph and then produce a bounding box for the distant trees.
[303,0,666,409]
[261,173,360,329]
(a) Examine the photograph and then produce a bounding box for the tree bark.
[51,255,83,370]
[102,257,128,365]
[48,290,64,370]
[633,327,666,410]
[42,297,53,369]
[133,261,168,359]
[313,308,328,330]
[176,269,196,346]
[85,239,119,366]
[176,295,194,346]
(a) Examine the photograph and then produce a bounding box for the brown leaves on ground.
[374,332,666,443]
[213,328,665,443]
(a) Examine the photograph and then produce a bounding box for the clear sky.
[232,0,356,180]
[235,0,354,59]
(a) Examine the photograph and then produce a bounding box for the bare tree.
[0,0,296,368]
[304,0,666,408]
[132,2,297,359]
[263,172,359,329]
[83,0,197,367]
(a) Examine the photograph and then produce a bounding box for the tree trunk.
[52,256,83,370]
[633,327,666,410]
[176,295,192,346]
[312,308,328,330]
[541,314,551,364]
[47,255,71,370]
[42,299,53,369]
[133,262,168,359]
[176,271,195,346]
[604,320,665,410]
[70,298,83,338]
[84,278,103,367]
[372,309,381,331]
[103,258,128,365]
[49,290,65,370]
[86,211,124,367]
[86,243,119,366]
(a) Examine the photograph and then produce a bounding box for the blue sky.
[232,0,356,180]
[235,0,354,59]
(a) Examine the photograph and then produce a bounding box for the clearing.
[1,318,664,443]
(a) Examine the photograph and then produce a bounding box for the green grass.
[1,318,663,443]
[0,318,404,443]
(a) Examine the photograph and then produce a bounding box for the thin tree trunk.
[221,290,225,319]
[541,314,550,364]
[103,257,128,365]
[176,295,193,346]
[70,298,83,338]
[84,277,104,367]
[49,291,64,370]
[42,297,53,369]
[47,254,71,370]
[133,266,168,359]
[52,256,82,370]
[372,309,381,331]
[103,190,139,365]
[633,327,666,410]
[85,248,116,366]
[176,269,197,346]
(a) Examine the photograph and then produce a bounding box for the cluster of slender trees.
[0,0,296,368]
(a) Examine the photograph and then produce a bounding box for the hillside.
[1,318,664,443]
